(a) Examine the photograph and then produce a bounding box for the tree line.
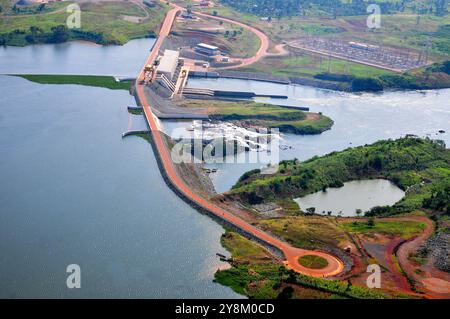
[219,0,448,18]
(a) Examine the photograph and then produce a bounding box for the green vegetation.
[172,13,261,59]
[218,0,446,19]
[215,231,387,299]
[14,74,131,90]
[241,55,450,91]
[0,1,169,46]
[340,220,427,239]
[213,1,450,55]
[181,100,333,134]
[220,0,449,20]
[423,184,450,214]
[241,53,393,81]
[229,137,450,216]
[297,255,329,269]
[202,1,450,91]
[1,1,67,16]
[258,216,348,250]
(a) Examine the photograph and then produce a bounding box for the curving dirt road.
[193,11,271,69]
[134,2,344,278]
[395,216,450,297]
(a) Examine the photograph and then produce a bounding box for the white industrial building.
[195,43,220,56]
[156,50,180,80]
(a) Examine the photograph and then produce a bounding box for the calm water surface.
[294,179,405,217]
[0,41,241,298]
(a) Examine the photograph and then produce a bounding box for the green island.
[13,74,131,90]
[0,0,169,46]
[228,137,450,216]
[180,100,333,135]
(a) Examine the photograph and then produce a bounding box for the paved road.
[135,2,344,278]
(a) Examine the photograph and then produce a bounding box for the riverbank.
[12,74,131,90]
[0,1,168,46]
[179,100,333,135]
[229,59,450,92]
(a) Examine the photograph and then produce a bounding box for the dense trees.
[219,0,421,18]
[423,184,450,214]
[1,24,109,46]
[351,77,384,92]
[231,137,450,216]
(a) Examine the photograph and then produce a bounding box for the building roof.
[157,50,179,74]
[197,43,218,51]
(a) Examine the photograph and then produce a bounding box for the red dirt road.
[395,216,450,297]
[135,2,344,278]
[193,11,271,69]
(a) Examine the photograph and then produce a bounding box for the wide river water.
[1,39,449,297]
[0,40,241,298]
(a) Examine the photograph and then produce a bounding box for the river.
[0,40,241,298]
[184,78,450,192]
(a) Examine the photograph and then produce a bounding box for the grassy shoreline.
[0,1,168,46]
[181,100,334,135]
[13,74,132,90]
[229,137,450,217]
[239,58,450,92]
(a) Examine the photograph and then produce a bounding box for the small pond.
[294,179,405,217]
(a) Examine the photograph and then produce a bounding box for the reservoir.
[0,40,241,298]
[294,179,405,217]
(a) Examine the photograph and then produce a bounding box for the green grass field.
[14,74,131,90]
[0,1,169,45]
[181,100,333,134]
[241,53,395,80]
[298,255,329,269]
[258,216,348,250]
[340,220,427,239]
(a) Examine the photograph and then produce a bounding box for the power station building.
[195,43,220,56]
[156,50,180,80]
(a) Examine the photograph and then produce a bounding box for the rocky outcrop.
[423,232,450,273]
